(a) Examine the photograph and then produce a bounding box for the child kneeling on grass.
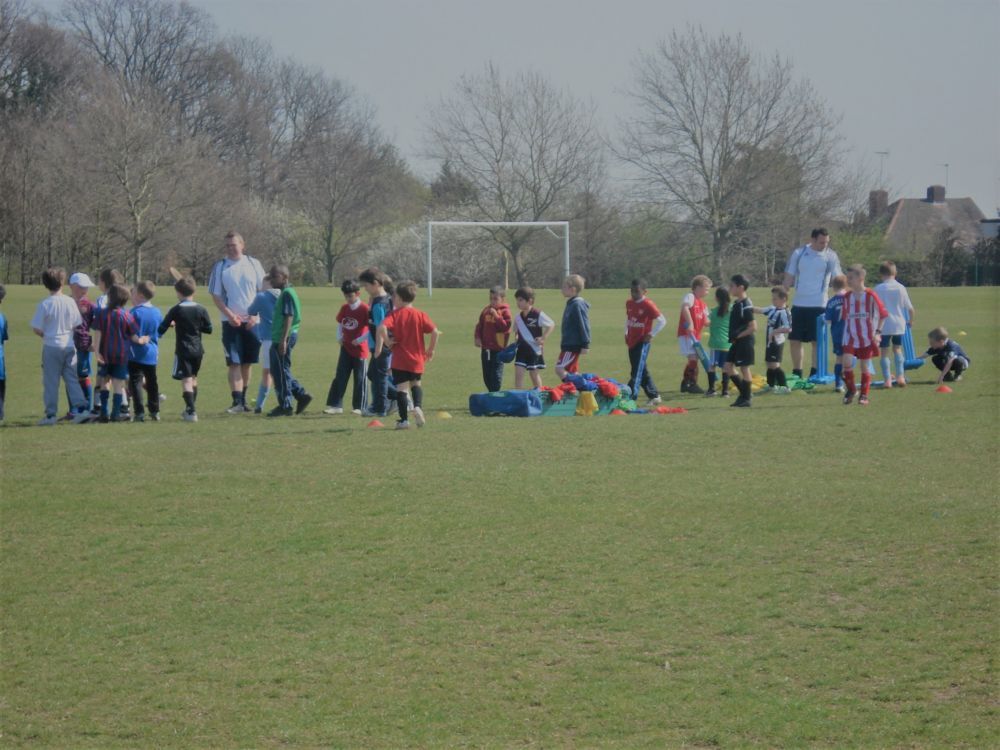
[376,280,439,430]
[918,327,970,385]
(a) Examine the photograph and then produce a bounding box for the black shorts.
[173,354,203,380]
[765,341,784,364]
[391,368,422,384]
[514,343,545,370]
[222,322,261,366]
[790,306,825,342]
[729,337,755,367]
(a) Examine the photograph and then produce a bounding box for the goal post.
[426,220,570,296]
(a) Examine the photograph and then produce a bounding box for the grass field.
[1,284,997,747]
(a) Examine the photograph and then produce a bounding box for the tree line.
[3,0,982,289]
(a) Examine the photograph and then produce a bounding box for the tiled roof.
[884,197,986,257]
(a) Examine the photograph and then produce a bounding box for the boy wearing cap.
[68,273,96,414]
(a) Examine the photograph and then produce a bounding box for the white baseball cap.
[69,272,94,287]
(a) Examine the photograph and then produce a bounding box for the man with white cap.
[68,272,96,415]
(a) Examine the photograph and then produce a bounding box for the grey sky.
[60,0,1000,216]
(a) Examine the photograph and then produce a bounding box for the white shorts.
[259,339,272,368]
[677,336,696,357]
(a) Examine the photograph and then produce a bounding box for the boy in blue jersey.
[824,274,848,392]
[0,284,7,421]
[917,327,970,384]
[359,267,394,417]
[127,281,163,422]
[247,279,280,413]
[158,276,213,422]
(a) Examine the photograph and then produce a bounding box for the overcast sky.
[59,0,1000,216]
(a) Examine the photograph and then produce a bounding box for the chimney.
[926,185,946,203]
[869,190,888,219]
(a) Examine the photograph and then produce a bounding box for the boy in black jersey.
[158,276,213,422]
[725,274,757,408]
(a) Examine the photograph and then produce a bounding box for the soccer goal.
[425,221,570,296]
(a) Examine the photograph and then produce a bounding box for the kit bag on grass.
[469,390,543,417]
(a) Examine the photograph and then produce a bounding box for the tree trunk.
[510,241,529,288]
[713,231,725,282]
[324,221,336,284]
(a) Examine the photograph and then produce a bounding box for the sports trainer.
[783,228,842,379]
[208,230,266,413]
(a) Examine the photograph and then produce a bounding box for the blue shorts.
[711,349,729,368]
[832,342,844,356]
[222,322,261,366]
[880,334,903,347]
[76,350,91,378]
[105,362,129,380]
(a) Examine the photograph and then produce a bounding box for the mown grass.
[1,284,997,747]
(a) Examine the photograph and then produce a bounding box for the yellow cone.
[437,411,453,419]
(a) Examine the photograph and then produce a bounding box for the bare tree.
[60,0,219,117]
[68,77,211,281]
[618,27,845,279]
[426,62,604,286]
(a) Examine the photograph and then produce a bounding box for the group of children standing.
[473,263,970,409]
[0,254,972,426]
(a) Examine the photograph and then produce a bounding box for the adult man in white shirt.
[208,231,265,413]
[783,228,842,379]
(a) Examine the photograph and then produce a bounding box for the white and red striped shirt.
[841,288,887,349]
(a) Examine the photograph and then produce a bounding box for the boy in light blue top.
[247,279,280,413]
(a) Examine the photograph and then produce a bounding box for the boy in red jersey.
[474,285,512,392]
[324,279,370,415]
[625,278,667,406]
[678,275,712,393]
[375,280,440,430]
[840,264,888,406]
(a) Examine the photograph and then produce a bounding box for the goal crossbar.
[426,220,570,296]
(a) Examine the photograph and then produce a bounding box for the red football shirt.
[383,306,436,374]
[676,293,708,337]
[337,301,370,358]
[625,298,662,349]
[841,288,887,349]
